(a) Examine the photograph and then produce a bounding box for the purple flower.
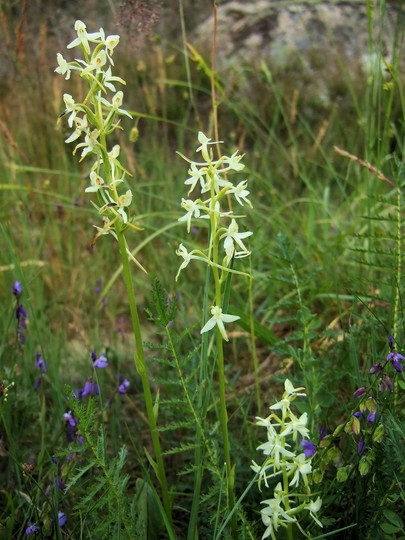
[353,411,362,418]
[369,362,382,375]
[358,437,365,455]
[389,334,394,351]
[12,281,22,297]
[55,477,67,492]
[367,410,376,423]
[63,411,77,427]
[318,424,327,442]
[81,379,99,397]
[16,305,28,326]
[387,352,404,373]
[93,352,108,368]
[300,439,316,457]
[26,524,40,535]
[35,352,47,373]
[58,511,67,527]
[81,379,93,397]
[77,434,84,446]
[118,377,130,395]
[94,279,103,293]
[353,386,368,397]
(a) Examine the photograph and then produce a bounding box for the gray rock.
[194,1,401,79]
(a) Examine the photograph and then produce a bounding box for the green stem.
[216,328,237,536]
[115,227,171,523]
[248,258,261,415]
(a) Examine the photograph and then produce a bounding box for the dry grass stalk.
[334,146,395,186]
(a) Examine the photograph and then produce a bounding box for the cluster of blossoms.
[12,280,28,346]
[26,511,66,536]
[75,349,108,399]
[252,380,322,539]
[56,21,140,252]
[176,132,253,340]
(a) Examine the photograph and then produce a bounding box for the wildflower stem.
[216,327,237,536]
[115,227,171,523]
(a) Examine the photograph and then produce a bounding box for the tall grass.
[1,1,405,538]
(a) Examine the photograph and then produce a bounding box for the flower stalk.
[176,132,253,533]
[55,20,171,522]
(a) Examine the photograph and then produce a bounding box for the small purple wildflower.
[16,304,28,325]
[353,386,368,398]
[35,352,46,373]
[63,411,77,427]
[300,439,316,457]
[26,524,40,536]
[12,281,22,297]
[358,437,365,455]
[369,362,382,375]
[367,410,376,423]
[353,411,362,418]
[191,227,198,235]
[389,334,394,351]
[118,376,130,395]
[58,511,67,527]
[93,351,108,368]
[318,424,327,441]
[387,352,404,373]
[52,457,57,464]
[77,434,84,446]
[94,278,103,293]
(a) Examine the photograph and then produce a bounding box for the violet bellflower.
[387,352,404,373]
[12,280,22,297]
[300,439,316,458]
[58,511,67,527]
[35,352,46,373]
[92,350,108,368]
[118,374,130,394]
[26,524,41,536]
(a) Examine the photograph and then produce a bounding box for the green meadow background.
[1,0,405,538]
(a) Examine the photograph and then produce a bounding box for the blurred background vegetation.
[1,0,404,421]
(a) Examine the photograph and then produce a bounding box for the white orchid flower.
[223,218,252,254]
[228,180,252,207]
[63,93,77,127]
[184,162,207,194]
[85,171,106,192]
[178,199,203,232]
[73,129,99,159]
[175,244,207,280]
[97,91,133,118]
[200,305,239,341]
[79,49,107,76]
[103,66,126,92]
[55,53,72,80]
[221,150,245,172]
[117,190,133,223]
[286,453,313,487]
[196,131,222,163]
[280,411,309,441]
[65,114,88,143]
[67,20,103,55]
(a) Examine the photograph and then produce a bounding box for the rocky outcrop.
[194,1,402,74]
